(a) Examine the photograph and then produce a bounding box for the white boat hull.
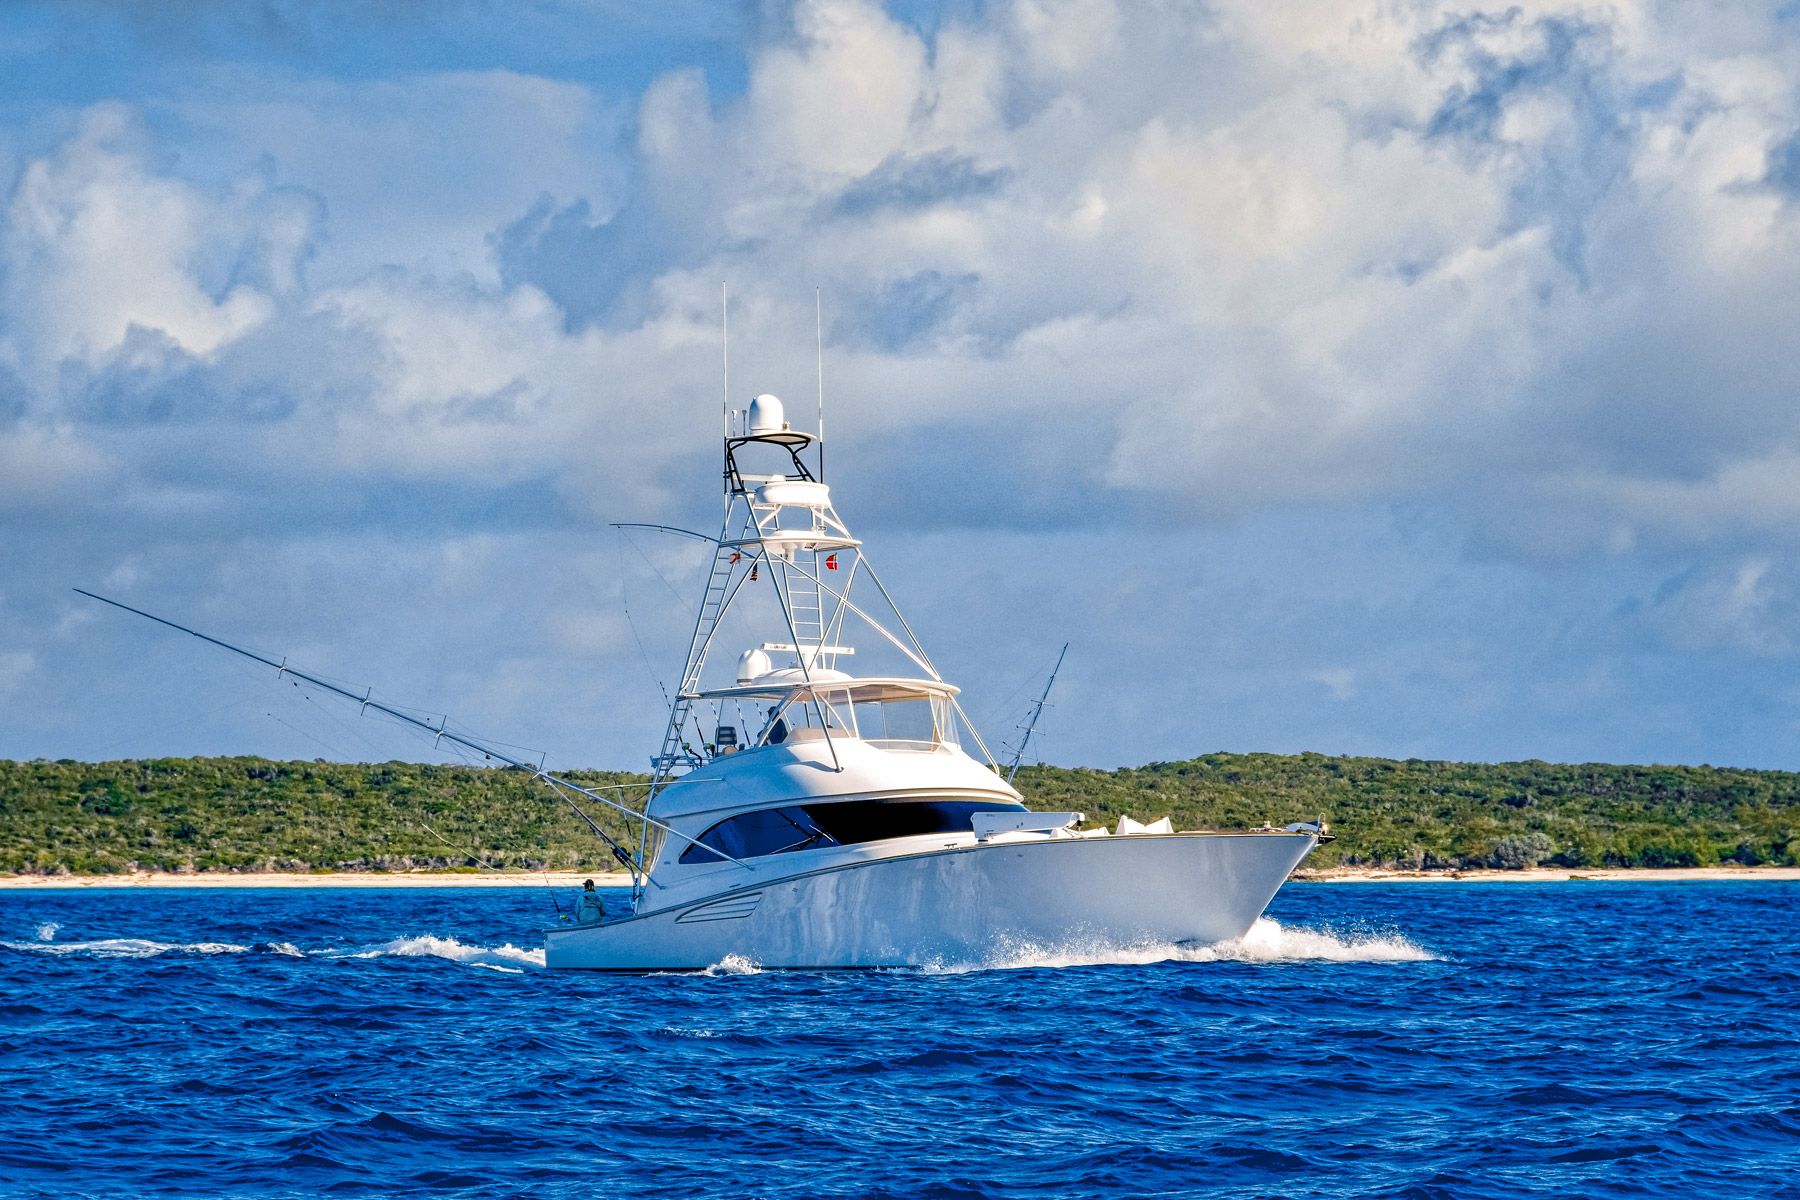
[544,831,1318,970]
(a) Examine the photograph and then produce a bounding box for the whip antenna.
[722,281,731,517]
[816,286,825,481]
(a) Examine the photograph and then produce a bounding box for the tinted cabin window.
[679,799,1023,864]
[686,806,826,861]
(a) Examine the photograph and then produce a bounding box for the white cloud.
[167,68,625,285]
[8,0,1800,546]
[1648,558,1800,657]
[1,106,296,376]
[11,0,1800,767]
[0,649,34,695]
[1312,668,1357,702]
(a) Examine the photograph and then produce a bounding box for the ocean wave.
[312,935,546,970]
[922,918,1440,973]
[8,884,1796,1199]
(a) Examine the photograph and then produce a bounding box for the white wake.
[0,937,252,959]
[922,918,1440,974]
[700,953,763,976]
[314,935,546,971]
[1,930,545,970]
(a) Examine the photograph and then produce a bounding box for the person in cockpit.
[575,879,607,925]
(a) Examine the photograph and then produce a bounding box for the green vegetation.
[2,752,1796,875]
[0,758,641,876]
[1027,753,1800,870]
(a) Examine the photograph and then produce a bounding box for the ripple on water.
[2,883,1795,1198]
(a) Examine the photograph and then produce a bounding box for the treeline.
[0,758,642,876]
[1,752,1796,875]
[1025,753,1800,870]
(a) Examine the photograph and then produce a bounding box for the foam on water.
[922,918,1440,974]
[701,953,763,976]
[314,935,546,970]
[0,937,252,959]
[0,930,546,969]
[1223,916,1441,963]
[3,921,1430,973]
[9,884,1792,1199]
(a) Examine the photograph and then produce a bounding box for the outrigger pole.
[72,589,752,878]
[1007,643,1069,783]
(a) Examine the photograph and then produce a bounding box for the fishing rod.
[1007,642,1068,783]
[73,589,752,875]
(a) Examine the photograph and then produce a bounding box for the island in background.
[2,753,1795,881]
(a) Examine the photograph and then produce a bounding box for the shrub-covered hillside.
[2,752,1796,874]
[0,758,641,875]
[1025,753,1800,869]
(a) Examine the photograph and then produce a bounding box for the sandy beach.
[0,870,638,889]
[1292,865,1800,883]
[2,866,1795,888]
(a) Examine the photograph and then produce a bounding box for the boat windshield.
[678,798,1022,864]
[758,692,959,750]
[851,695,956,750]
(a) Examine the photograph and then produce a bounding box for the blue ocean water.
[2,883,1796,1199]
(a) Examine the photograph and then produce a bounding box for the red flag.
[825,554,838,571]
[750,564,759,581]
[729,551,742,564]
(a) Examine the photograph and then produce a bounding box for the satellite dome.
[748,393,786,435]
[737,647,773,684]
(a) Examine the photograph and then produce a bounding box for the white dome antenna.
[748,393,786,435]
[736,647,773,684]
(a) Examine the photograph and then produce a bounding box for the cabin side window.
[680,805,826,862]
[678,798,1021,864]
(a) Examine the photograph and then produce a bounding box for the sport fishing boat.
[541,390,1327,969]
[79,383,1328,971]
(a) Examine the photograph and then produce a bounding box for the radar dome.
[737,647,773,684]
[747,393,786,434]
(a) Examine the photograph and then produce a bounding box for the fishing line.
[295,688,388,759]
[85,664,282,760]
[971,664,1043,733]
[620,527,696,621]
[414,818,506,873]
[401,739,572,914]
[261,708,351,760]
[617,529,676,714]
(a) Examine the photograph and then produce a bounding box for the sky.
[5,0,1800,773]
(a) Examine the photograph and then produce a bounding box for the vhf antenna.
[815,286,825,481]
[721,281,729,438]
[721,281,730,518]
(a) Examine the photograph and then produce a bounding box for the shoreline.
[0,866,1796,889]
[1292,865,1800,883]
[0,870,637,890]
